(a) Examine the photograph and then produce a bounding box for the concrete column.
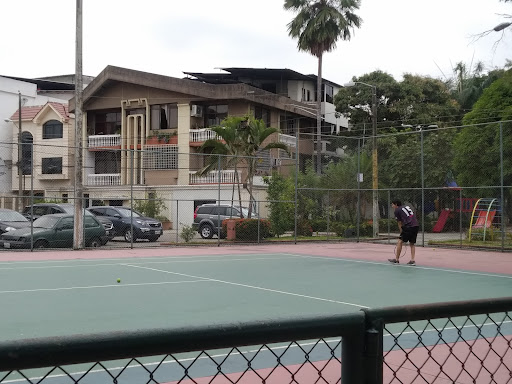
[177,104,191,185]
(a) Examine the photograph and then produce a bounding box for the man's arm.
[397,221,403,233]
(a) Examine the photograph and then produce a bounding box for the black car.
[22,203,114,244]
[0,208,32,235]
[87,206,163,242]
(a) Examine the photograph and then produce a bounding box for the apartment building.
[9,66,346,226]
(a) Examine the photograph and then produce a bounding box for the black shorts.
[399,226,419,244]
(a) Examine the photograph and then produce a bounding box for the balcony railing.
[88,134,121,148]
[279,133,297,148]
[189,170,242,184]
[189,128,218,143]
[86,173,121,186]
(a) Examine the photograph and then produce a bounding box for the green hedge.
[222,219,272,241]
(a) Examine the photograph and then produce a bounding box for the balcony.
[279,133,297,148]
[88,134,121,149]
[189,128,218,144]
[87,173,121,186]
[189,170,242,185]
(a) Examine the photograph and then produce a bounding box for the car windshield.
[116,208,142,218]
[32,215,61,229]
[0,211,28,222]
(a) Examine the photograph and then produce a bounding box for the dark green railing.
[1,297,511,384]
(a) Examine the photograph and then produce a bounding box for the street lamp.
[344,81,379,238]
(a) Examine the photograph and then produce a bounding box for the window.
[94,151,120,174]
[92,111,121,135]
[144,145,178,170]
[254,106,270,127]
[322,84,334,104]
[151,104,178,130]
[21,132,33,175]
[206,105,228,127]
[43,120,63,139]
[42,157,63,174]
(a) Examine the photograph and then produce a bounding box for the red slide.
[472,210,496,228]
[432,209,451,233]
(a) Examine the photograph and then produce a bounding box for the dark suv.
[22,203,114,244]
[87,206,163,242]
[193,204,254,239]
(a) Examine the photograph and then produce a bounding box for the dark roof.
[184,68,313,83]
[184,67,341,87]
[1,75,75,91]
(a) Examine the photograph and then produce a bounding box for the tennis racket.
[394,242,407,259]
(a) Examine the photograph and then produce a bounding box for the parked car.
[22,203,114,244]
[0,213,107,249]
[87,206,163,242]
[193,204,256,239]
[0,208,32,234]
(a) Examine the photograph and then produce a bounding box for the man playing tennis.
[388,200,419,265]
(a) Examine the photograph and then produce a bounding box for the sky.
[0,0,511,86]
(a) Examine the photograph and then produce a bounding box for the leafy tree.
[335,71,460,195]
[446,61,505,112]
[453,69,512,208]
[284,0,362,174]
[263,172,295,236]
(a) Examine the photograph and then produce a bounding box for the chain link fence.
[0,122,510,250]
[1,297,511,384]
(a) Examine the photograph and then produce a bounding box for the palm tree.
[242,117,290,217]
[197,115,290,217]
[284,0,362,174]
[197,116,246,212]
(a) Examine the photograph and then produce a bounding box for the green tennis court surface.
[2,251,511,341]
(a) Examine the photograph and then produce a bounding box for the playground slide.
[432,209,451,233]
[472,210,496,228]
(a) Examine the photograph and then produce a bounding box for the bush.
[180,224,196,243]
[222,219,272,241]
[295,219,313,237]
[311,219,327,232]
[133,193,165,219]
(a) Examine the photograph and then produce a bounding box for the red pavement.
[1,242,511,276]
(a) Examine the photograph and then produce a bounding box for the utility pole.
[371,88,378,238]
[73,0,84,249]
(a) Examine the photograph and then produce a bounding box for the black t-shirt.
[394,205,419,228]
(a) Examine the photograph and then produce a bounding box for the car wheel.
[33,240,48,249]
[124,228,136,242]
[88,237,101,248]
[200,224,214,239]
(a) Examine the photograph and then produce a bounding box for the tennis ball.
[117,278,121,283]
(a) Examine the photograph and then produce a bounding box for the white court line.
[285,253,512,280]
[0,253,278,266]
[123,263,369,309]
[0,256,297,271]
[0,280,207,294]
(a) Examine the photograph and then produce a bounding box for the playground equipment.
[432,208,452,233]
[468,198,503,242]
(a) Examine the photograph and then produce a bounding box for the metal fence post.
[341,329,365,384]
[363,318,384,384]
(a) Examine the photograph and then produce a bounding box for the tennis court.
[1,242,511,383]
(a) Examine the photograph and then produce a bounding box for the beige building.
[8,102,74,208]
[9,66,346,227]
